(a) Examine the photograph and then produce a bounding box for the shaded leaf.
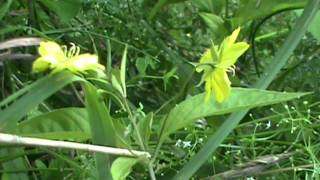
[232,0,306,26]
[0,0,13,21]
[38,0,81,22]
[14,108,90,141]
[199,12,227,38]
[0,71,84,130]
[135,113,153,148]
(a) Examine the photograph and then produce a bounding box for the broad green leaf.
[120,46,128,97]
[37,0,81,22]
[199,12,227,38]
[111,157,139,180]
[232,0,306,26]
[14,108,90,141]
[160,88,309,141]
[0,71,84,130]
[84,83,118,179]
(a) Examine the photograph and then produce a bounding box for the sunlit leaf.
[160,88,310,141]
[111,157,139,180]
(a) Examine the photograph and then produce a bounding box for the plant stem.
[0,133,150,158]
[123,99,157,180]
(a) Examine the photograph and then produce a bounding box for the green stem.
[123,99,156,180]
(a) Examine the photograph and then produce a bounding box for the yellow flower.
[196,28,249,103]
[32,41,105,74]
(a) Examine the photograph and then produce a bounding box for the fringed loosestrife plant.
[32,41,105,74]
[196,28,249,103]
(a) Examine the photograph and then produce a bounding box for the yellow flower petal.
[32,58,51,73]
[38,41,64,58]
[211,69,231,103]
[227,27,240,47]
[69,54,105,72]
[217,42,249,69]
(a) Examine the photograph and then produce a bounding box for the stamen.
[61,45,67,55]
[75,46,80,56]
[227,65,236,76]
[68,43,76,57]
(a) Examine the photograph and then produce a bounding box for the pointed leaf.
[160,88,310,141]
[14,108,90,141]
[120,46,128,97]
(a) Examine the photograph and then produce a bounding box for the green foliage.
[199,12,226,38]
[0,71,83,130]
[15,108,90,141]
[160,88,309,142]
[83,82,117,179]
[111,157,139,180]
[38,0,81,22]
[1,0,320,179]
[233,0,306,26]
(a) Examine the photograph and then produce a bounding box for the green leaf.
[111,157,139,180]
[0,148,29,180]
[163,68,178,91]
[232,0,306,26]
[192,0,225,14]
[147,0,188,19]
[199,12,227,38]
[135,113,153,148]
[111,69,125,96]
[160,88,309,141]
[300,9,320,41]
[0,0,13,21]
[0,71,84,130]
[14,108,90,141]
[120,46,128,97]
[38,0,81,22]
[84,83,118,179]
[135,56,155,76]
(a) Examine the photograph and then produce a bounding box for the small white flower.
[175,139,182,147]
[182,141,192,148]
[265,121,271,129]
